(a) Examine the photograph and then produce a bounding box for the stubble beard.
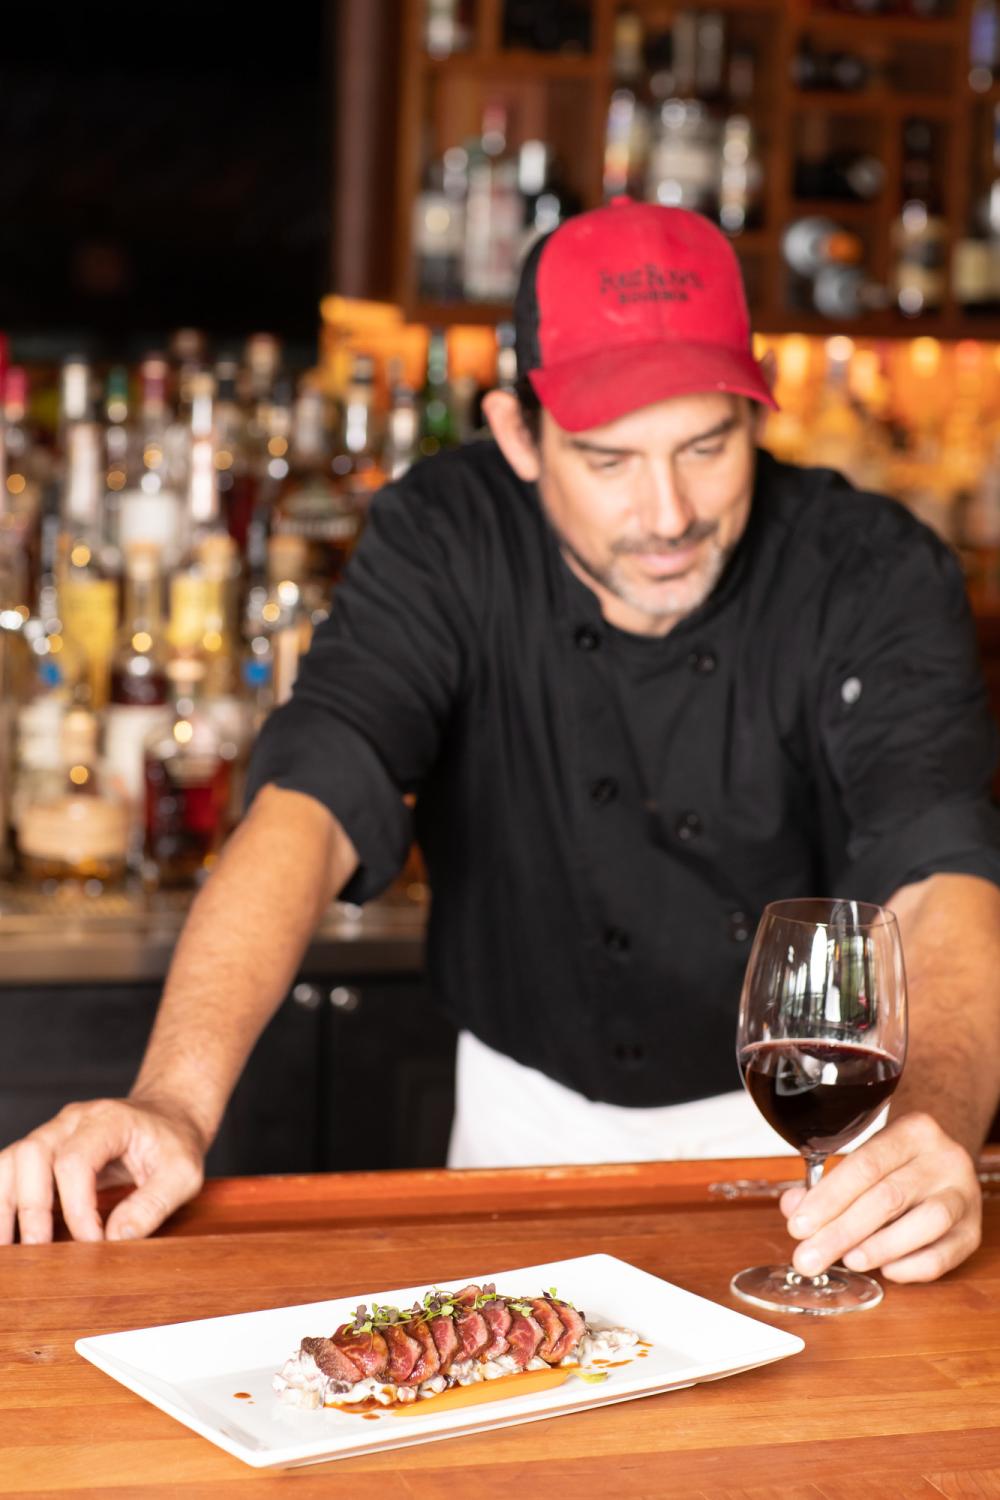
[560,529,731,634]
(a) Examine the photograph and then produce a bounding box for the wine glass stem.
[786,1154,830,1291]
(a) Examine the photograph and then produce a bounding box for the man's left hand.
[778,1112,983,1283]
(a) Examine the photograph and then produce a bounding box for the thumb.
[105,1160,201,1242]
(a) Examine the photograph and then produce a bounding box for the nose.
[635,457,696,541]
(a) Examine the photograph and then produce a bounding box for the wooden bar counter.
[3,1152,999,1498]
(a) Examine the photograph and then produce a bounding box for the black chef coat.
[245,442,1000,1107]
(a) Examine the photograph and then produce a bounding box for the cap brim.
[528,339,778,433]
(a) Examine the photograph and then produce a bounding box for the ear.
[482,390,542,483]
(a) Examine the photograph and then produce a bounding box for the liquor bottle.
[413,149,468,303]
[143,657,237,888]
[970,0,1000,91]
[383,363,420,481]
[646,99,721,216]
[718,115,763,235]
[16,705,128,887]
[58,421,119,709]
[892,119,946,316]
[168,531,241,701]
[603,5,650,201]
[182,371,226,553]
[424,0,471,57]
[1,367,41,607]
[104,542,171,857]
[419,331,460,457]
[462,105,523,302]
[273,386,359,598]
[242,533,313,721]
[334,354,385,509]
[117,355,185,568]
[213,354,256,552]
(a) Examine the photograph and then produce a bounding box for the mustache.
[612,519,719,556]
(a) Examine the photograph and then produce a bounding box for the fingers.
[0,1148,15,1244]
[104,1157,203,1242]
[784,1114,981,1282]
[52,1115,133,1242]
[14,1137,57,1244]
[840,1189,977,1279]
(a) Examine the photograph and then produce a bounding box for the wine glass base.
[730,1263,883,1316]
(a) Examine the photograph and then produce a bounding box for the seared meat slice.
[454,1308,491,1360]
[529,1298,568,1363]
[383,1322,422,1383]
[428,1312,460,1374]
[331,1324,389,1379]
[300,1335,363,1385]
[544,1299,587,1363]
[504,1309,544,1369]
[479,1299,513,1359]
[451,1284,482,1309]
[402,1317,441,1384]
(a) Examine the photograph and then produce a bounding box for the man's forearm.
[128,785,360,1150]
[887,872,1000,1156]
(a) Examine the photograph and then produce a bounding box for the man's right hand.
[0,1097,207,1244]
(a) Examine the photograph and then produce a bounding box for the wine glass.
[731,897,907,1315]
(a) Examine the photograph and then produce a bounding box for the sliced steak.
[479,1299,513,1359]
[428,1313,461,1374]
[454,1309,491,1360]
[331,1324,389,1379]
[403,1317,441,1383]
[300,1335,364,1386]
[504,1310,544,1369]
[545,1299,587,1363]
[451,1284,482,1309]
[383,1322,422,1384]
[529,1298,568,1363]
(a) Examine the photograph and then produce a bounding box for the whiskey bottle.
[143,657,237,888]
[274,386,359,598]
[57,421,119,709]
[17,705,129,887]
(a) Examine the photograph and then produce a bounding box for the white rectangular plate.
[75,1253,804,1469]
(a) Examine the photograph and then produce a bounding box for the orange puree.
[391,1365,580,1416]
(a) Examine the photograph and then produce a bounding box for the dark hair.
[513,230,554,446]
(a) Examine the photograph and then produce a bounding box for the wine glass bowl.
[731,898,907,1315]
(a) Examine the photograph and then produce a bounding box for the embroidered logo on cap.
[599,263,706,305]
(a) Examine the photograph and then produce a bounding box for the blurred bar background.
[3,0,1000,1173]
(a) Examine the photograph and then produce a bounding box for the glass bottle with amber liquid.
[104,542,171,862]
[143,656,236,887]
[273,385,360,604]
[17,705,129,886]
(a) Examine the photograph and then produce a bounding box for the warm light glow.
[956,340,982,370]
[202,630,223,653]
[910,337,942,376]
[6,473,26,495]
[215,449,234,470]
[70,545,91,568]
[267,436,288,457]
[132,631,153,653]
[144,444,163,468]
[261,601,281,624]
[69,765,90,786]
[107,468,127,491]
[49,634,63,653]
[825,336,855,363]
[173,719,194,745]
[777,335,811,385]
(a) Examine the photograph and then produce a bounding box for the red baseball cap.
[521,198,777,432]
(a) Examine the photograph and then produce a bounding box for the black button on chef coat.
[245,441,1000,1108]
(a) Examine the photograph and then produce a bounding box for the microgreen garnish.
[344,1284,574,1335]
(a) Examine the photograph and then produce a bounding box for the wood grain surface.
[3,1154,998,1499]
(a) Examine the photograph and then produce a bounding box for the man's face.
[535,393,761,637]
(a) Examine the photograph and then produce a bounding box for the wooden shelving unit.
[390,0,1000,340]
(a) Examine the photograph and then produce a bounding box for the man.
[2,200,998,1285]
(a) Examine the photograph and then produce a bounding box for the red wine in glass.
[731,898,907,1315]
[740,1040,902,1157]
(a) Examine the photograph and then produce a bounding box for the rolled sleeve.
[243,473,475,903]
[818,512,1000,903]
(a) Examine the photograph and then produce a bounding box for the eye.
[587,455,626,473]
[690,440,726,459]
